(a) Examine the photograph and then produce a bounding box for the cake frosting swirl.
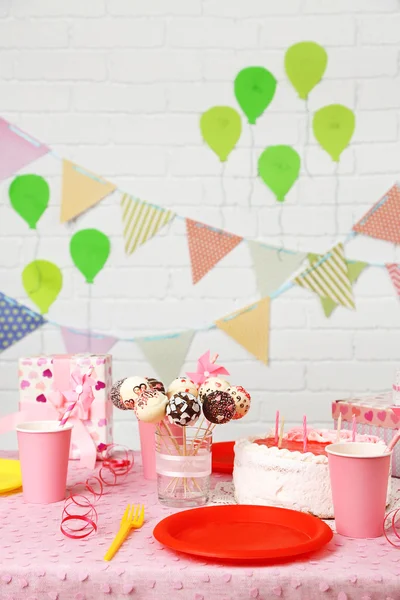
[233,428,390,518]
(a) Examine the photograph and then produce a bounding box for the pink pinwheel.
[59,367,96,426]
[186,350,229,386]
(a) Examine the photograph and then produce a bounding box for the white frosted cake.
[233,428,391,518]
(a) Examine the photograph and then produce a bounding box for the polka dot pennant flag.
[353,184,400,245]
[0,292,46,352]
[386,263,400,297]
[186,219,242,284]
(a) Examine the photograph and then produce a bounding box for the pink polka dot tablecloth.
[1,452,400,600]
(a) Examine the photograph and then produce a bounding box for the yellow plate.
[0,459,22,494]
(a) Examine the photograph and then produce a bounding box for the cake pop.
[198,377,230,403]
[227,385,251,420]
[146,377,165,394]
[110,378,129,411]
[119,376,149,409]
[134,389,168,423]
[202,390,235,424]
[166,392,201,426]
[167,377,198,399]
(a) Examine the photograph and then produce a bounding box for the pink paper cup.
[16,421,73,504]
[138,420,182,481]
[326,442,391,538]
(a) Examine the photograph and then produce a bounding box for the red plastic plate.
[153,505,333,563]
[212,441,235,474]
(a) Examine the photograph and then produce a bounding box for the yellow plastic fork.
[104,504,145,561]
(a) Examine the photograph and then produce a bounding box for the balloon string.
[32,229,45,354]
[220,162,227,231]
[248,124,255,209]
[333,162,340,238]
[303,98,313,180]
[87,283,92,353]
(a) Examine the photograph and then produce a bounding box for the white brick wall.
[1,0,400,450]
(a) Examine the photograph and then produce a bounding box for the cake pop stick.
[278,417,285,449]
[336,413,342,443]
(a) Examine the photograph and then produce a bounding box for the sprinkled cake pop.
[227,385,251,420]
[110,378,129,411]
[134,389,168,423]
[167,377,198,399]
[146,377,165,394]
[202,390,235,424]
[198,377,230,403]
[166,392,201,426]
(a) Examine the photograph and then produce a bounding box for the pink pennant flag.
[386,263,400,297]
[61,327,118,354]
[353,184,400,245]
[186,219,242,284]
[0,119,49,182]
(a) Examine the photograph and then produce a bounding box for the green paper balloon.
[258,146,301,202]
[234,67,277,124]
[313,104,355,162]
[9,174,50,229]
[285,42,328,100]
[70,228,111,284]
[200,106,241,162]
[22,260,62,314]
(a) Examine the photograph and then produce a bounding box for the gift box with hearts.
[17,354,113,467]
[332,392,400,477]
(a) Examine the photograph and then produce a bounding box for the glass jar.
[155,426,212,508]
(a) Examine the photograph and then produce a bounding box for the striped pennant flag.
[293,243,355,310]
[121,193,175,255]
[386,263,400,297]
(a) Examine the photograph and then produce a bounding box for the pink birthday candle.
[303,415,307,453]
[352,414,356,442]
[274,410,279,445]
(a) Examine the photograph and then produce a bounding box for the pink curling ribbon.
[383,508,400,548]
[60,444,134,539]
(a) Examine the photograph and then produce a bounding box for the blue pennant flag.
[0,292,46,351]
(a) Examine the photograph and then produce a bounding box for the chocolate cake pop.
[202,390,236,424]
[146,377,165,394]
[134,389,168,423]
[166,392,201,426]
[227,385,251,420]
[198,377,230,403]
[110,378,129,411]
[167,377,198,399]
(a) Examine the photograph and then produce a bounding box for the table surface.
[1,452,400,600]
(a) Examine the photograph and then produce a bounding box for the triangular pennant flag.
[0,118,49,182]
[121,194,175,255]
[386,263,400,297]
[0,292,46,351]
[353,184,400,244]
[186,219,242,284]
[61,160,116,223]
[137,330,195,385]
[248,241,306,297]
[294,243,355,310]
[61,326,118,354]
[308,253,367,317]
[215,297,270,364]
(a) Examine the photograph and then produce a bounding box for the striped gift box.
[332,392,400,477]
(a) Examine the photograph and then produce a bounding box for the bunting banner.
[61,327,118,354]
[386,263,400,297]
[0,118,48,182]
[186,219,242,284]
[308,254,368,317]
[137,330,195,384]
[215,297,270,364]
[248,241,306,297]
[294,243,355,310]
[0,293,46,351]
[121,194,175,255]
[61,160,116,223]
[352,184,400,245]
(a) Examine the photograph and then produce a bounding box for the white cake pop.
[120,376,150,409]
[198,377,230,403]
[227,385,251,420]
[134,389,168,423]
[167,377,198,399]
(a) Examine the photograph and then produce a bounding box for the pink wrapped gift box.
[18,354,113,465]
[332,392,400,477]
